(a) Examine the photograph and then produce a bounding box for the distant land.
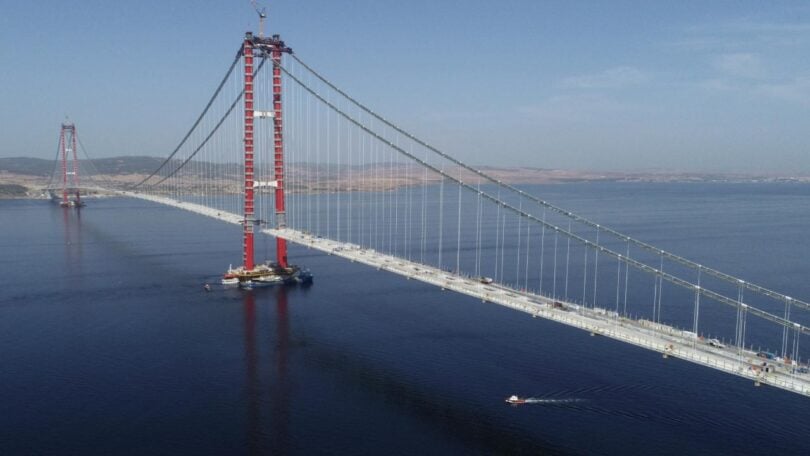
[1,156,808,199]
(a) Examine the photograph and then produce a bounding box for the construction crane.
[251,0,268,37]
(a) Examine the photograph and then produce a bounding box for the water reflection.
[242,287,291,455]
[242,291,260,454]
[270,287,291,454]
[60,207,83,281]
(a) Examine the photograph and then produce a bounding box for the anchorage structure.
[221,32,311,288]
[57,122,84,208]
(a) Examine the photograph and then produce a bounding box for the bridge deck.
[117,190,810,397]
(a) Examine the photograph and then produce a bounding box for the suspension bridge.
[49,31,810,398]
[46,122,87,208]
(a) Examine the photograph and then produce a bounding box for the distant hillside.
[89,156,172,174]
[0,157,54,176]
[0,156,170,176]
[0,183,28,197]
[1,156,808,186]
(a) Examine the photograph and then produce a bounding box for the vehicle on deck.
[707,338,726,349]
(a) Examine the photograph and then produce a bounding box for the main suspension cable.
[133,47,243,188]
[278,58,809,335]
[290,53,810,315]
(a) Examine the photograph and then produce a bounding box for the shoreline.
[3,178,810,201]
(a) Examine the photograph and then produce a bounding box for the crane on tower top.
[251,0,268,37]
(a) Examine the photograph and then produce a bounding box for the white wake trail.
[523,398,583,405]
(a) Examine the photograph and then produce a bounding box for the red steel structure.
[271,39,288,268]
[58,123,81,207]
[242,36,256,270]
[242,32,292,272]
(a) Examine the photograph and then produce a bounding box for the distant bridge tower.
[58,122,83,208]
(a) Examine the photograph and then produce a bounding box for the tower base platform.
[222,262,313,289]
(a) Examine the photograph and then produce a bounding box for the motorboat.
[505,395,526,405]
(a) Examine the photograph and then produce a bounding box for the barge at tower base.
[222,262,313,289]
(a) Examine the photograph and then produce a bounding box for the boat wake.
[523,398,583,405]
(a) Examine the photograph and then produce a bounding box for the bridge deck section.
[118,190,810,397]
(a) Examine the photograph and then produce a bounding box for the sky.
[2,0,810,173]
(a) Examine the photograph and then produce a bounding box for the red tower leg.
[272,45,288,268]
[59,126,68,206]
[243,34,256,271]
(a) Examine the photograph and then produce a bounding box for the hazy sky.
[2,0,810,172]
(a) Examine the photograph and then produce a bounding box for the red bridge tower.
[57,122,84,208]
[222,32,310,288]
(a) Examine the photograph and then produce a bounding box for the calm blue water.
[2,183,810,455]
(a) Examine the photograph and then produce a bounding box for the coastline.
[2,159,810,200]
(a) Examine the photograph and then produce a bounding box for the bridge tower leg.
[242,35,256,271]
[71,125,81,205]
[272,42,288,268]
[59,125,68,206]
